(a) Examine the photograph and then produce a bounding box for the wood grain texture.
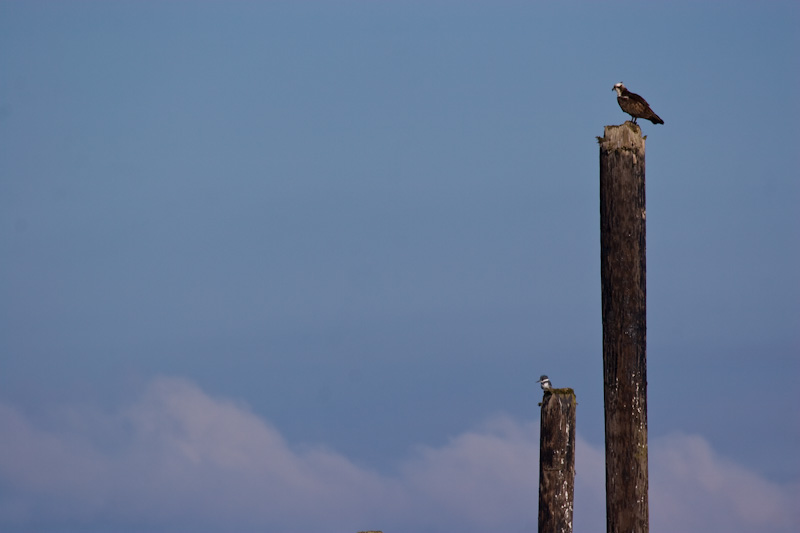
[599,123,649,533]
[538,389,576,533]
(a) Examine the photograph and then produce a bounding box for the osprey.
[612,82,664,125]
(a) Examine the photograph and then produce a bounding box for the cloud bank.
[0,377,796,532]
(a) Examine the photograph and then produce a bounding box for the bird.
[612,82,664,125]
[537,375,552,391]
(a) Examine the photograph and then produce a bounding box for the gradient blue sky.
[1,2,798,532]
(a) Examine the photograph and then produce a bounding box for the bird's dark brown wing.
[626,91,651,108]
[619,91,663,124]
[618,96,647,117]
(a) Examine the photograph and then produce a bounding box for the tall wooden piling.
[538,388,576,533]
[598,122,649,533]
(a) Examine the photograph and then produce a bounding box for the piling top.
[598,122,645,152]
[539,388,576,406]
[546,387,575,396]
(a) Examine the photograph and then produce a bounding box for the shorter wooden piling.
[538,388,577,533]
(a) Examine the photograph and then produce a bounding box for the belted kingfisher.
[537,375,552,391]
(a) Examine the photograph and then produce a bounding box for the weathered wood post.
[598,122,649,533]
[538,387,576,533]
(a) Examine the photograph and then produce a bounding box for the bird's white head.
[612,82,626,96]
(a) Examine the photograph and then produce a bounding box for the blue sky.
[1,1,798,532]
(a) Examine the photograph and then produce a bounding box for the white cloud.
[399,415,540,531]
[650,433,800,533]
[0,376,796,532]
